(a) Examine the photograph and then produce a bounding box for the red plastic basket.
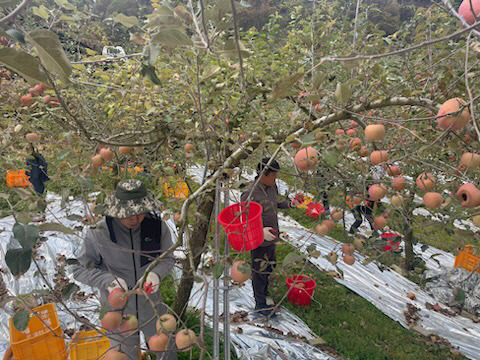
[218,202,263,252]
[286,274,316,306]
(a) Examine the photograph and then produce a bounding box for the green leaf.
[220,39,253,58]
[56,149,70,161]
[140,64,161,85]
[13,223,39,249]
[239,0,252,7]
[237,262,251,275]
[53,0,76,10]
[0,0,21,6]
[312,72,326,90]
[270,72,304,102]
[453,288,465,303]
[322,150,339,167]
[98,302,107,320]
[16,212,32,225]
[13,310,30,332]
[5,248,32,276]
[32,6,50,20]
[282,252,303,268]
[77,175,93,189]
[5,29,25,44]
[335,82,351,104]
[26,29,72,83]
[212,263,224,278]
[65,258,79,265]
[143,45,161,67]
[61,282,79,300]
[151,28,193,47]
[145,6,180,29]
[285,134,300,144]
[201,64,221,82]
[0,48,48,84]
[113,13,139,28]
[38,222,76,235]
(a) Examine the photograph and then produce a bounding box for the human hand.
[291,193,305,207]
[263,227,277,241]
[107,277,128,294]
[136,272,160,295]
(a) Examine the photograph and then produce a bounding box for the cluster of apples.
[101,287,196,357]
[148,314,196,352]
[313,208,343,236]
[19,83,58,108]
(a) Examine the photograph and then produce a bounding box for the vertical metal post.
[223,187,231,360]
[213,178,221,359]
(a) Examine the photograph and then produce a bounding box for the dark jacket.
[240,180,290,247]
[26,153,49,194]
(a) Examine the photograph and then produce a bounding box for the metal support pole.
[223,187,231,360]
[213,178,221,359]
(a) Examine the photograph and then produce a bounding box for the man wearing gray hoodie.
[73,179,177,359]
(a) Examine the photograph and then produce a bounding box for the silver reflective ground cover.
[187,165,480,359]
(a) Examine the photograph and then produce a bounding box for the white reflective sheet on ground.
[187,275,336,360]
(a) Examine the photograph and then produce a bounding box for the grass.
[412,214,480,253]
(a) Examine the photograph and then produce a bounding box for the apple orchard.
[1,0,480,359]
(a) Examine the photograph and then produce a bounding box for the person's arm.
[72,229,115,290]
[151,221,175,280]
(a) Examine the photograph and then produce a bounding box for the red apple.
[101,311,122,331]
[108,288,128,309]
[148,333,169,351]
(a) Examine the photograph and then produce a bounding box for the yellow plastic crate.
[163,178,189,198]
[454,245,480,273]
[6,170,32,188]
[69,330,110,360]
[9,303,67,360]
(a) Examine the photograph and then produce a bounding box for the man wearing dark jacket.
[240,158,302,317]
[72,179,176,359]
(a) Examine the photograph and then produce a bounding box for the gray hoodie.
[72,214,176,358]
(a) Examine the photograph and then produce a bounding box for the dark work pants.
[321,191,329,210]
[251,244,276,309]
[350,205,374,232]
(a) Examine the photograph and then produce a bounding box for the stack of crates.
[162,177,189,198]
[8,303,67,360]
[454,245,480,273]
[6,170,32,188]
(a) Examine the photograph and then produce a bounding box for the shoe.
[258,309,277,318]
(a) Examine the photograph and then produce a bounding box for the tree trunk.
[404,225,415,271]
[173,188,216,318]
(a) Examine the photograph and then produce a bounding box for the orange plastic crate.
[9,303,67,360]
[454,245,480,273]
[6,170,32,188]
[163,178,189,198]
[69,330,110,360]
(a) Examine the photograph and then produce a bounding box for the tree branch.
[0,0,32,27]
